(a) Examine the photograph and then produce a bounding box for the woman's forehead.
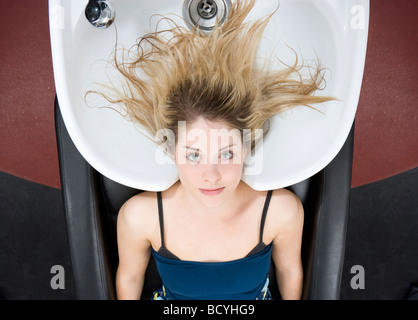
[177,119,242,150]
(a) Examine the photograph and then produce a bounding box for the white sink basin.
[49,0,369,191]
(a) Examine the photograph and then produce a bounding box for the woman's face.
[175,117,246,208]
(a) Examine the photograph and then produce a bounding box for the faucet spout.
[85,0,115,28]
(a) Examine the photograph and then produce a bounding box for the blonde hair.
[87,0,334,150]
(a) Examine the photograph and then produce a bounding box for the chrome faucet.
[85,0,115,28]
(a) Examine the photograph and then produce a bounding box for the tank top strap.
[259,190,273,243]
[157,191,165,248]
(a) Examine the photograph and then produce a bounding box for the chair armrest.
[55,97,115,299]
[302,123,354,299]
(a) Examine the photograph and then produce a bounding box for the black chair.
[55,96,353,300]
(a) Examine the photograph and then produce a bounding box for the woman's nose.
[202,163,221,183]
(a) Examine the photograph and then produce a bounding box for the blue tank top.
[151,190,273,300]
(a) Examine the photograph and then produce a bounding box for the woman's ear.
[155,128,176,161]
[242,143,250,161]
[241,129,253,160]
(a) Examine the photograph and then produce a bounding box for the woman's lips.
[199,187,225,196]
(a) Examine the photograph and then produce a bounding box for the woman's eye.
[220,150,233,160]
[186,152,200,162]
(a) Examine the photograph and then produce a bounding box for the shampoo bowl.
[49,0,369,191]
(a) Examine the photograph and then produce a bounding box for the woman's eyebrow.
[183,144,236,151]
[219,144,236,151]
[184,146,199,151]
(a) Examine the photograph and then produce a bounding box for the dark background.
[0,0,417,299]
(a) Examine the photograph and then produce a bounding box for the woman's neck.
[175,181,250,223]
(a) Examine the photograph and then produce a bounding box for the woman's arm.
[270,190,304,300]
[116,195,153,300]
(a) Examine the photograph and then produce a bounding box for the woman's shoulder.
[270,188,303,212]
[264,188,304,236]
[121,191,157,214]
[118,191,159,233]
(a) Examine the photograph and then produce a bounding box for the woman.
[90,0,334,300]
[116,116,304,300]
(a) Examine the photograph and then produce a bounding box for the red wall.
[0,0,417,189]
[0,0,58,188]
[351,0,418,187]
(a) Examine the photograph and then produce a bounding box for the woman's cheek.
[177,163,201,183]
[220,163,244,183]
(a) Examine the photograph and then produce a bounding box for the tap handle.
[85,0,101,23]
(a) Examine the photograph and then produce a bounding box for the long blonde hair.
[87,0,334,150]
